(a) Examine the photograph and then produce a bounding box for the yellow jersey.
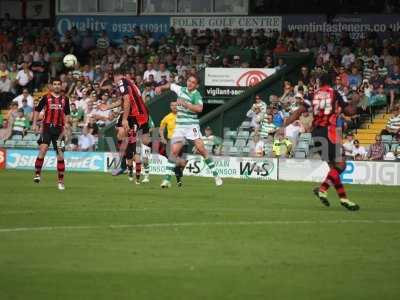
[160,112,177,139]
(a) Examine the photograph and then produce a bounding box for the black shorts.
[312,126,342,162]
[116,115,150,134]
[38,125,63,151]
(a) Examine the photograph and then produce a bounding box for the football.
[63,54,78,68]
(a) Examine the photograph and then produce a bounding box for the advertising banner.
[6,149,106,172]
[204,68,276,97]
[341,160,400,186]
[0,148,6,170]
[56,15,170,43]
[279,159,400,186]
[105,153,278,180]
[284,14,400,40]
[170,16,282,32]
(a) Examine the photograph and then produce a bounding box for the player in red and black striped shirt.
[284,74,360,211]
[32,79,70,190]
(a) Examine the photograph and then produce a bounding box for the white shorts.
[172,125,202,143]
[140,143,151,160]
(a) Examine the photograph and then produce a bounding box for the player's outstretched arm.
[155,83,172,95]
[283,105,306,127]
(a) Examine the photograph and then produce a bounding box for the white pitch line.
[0,219,400,233]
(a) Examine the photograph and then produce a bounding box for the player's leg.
[112,125,128,176]
[56,147,65,190]
[140,142,151,183]
[193,138,223,186]
[161,141,184,188]
[126,141,136,182]
[34,126,51,183]
[174,144,189,187]
[140,126,151,182]
[34,143,48,183]
[134,153,142,184]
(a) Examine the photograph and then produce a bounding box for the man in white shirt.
[342,133,355,160]
[155,63,171,84]
[341,48,355,69]
[143,63,157,83]
[246,106,263,131]
[15,62,33,94]
[0,73,14,109]
[12,88,34,108]
[352,140,367,161]
[78,126,95,151]
[285,120,301,144]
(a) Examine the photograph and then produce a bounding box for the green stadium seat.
[234,139,247,148]
[237,131,250,139]
[228,147,239,156]
[11,135,23,140]
[381,135,393,144]
[4,140,16,147]
[391,143,399,152]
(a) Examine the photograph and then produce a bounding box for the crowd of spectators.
[0,14,399,159]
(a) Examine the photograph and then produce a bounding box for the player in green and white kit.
[155,74,223,188]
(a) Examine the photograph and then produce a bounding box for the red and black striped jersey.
[311,85,347,128]
[35,93,70,127]
[117,77,148,126]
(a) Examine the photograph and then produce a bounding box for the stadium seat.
[391,143,399,152]
[241,147,250,156]
[294,150,307,159]
[11,135,23,140]
[228,147,239,156]
[24,133,37,141]
[234,138,247,148]
[4,140,16,147]
[381,135,393,144]
[237,131,250,139]
[240,121,251,130]
[299,133,312,144]
[384,143,390,154]
[224,130,237,140]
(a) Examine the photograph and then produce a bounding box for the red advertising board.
[0,148,6,169]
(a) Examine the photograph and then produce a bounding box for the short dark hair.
[319,73,331,86]
[188,73,200,83]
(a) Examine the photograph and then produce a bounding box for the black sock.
[121,156,127,170]
[128,165,133,176]
[174,166,181,182]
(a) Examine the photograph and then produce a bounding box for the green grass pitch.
[0,170,400,300]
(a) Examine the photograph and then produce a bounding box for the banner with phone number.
[56,15,170,43]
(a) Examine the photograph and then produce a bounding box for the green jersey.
[170,83,203,127]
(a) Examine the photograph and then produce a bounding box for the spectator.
[15,62,33,94]
[246,105,263,131]
[21,98,33,121]
[143,63,157,82]
[299,66,311,85]
[70,103,84,131]
[87,116,99,136]
[367,135,385,161]
[272,132,292,158]
[82,65,94,81]
[31,52,48,91]
[155,63,171,84]
[285,120,301,144]
[348,67,362,91]
[384,107,400,135]
[251,134,265,157]
[11,108,28,138]
[251,94,267,113]
[0,70,14,109]
[258,113,277,139]
[352,139,367,161]
[341,48,355,68]
[78,126,95,151]
[93,93,112,127]
[342,133,355,160]
[202,126,222,155]
[272,106,285,127]
[299,110,313,133]
[386,64,400,111]
[12,88,34,109]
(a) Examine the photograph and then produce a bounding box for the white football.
[63,54,78,68]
